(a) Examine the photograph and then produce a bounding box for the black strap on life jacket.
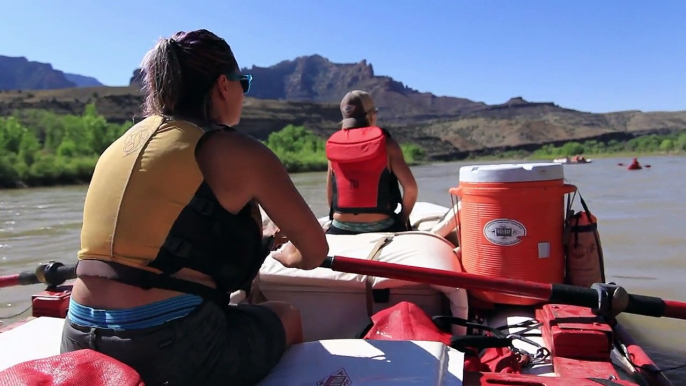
[76,259,229,306]
[77,186,270,306]
[77,231,278,307]
[329,172,402,220]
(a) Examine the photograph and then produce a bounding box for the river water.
[1,156,685,383]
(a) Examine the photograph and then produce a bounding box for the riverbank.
[465,149,686,162]
[2,143,684,190]
[460,134,686,162]
[3,105,685,189]
[278,158,426,173]
[0,107,428,189]
[5,151,681,190]
[0,153,428,189]
[0,120,427,189]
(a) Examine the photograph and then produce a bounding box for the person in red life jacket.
[325,90,418,234]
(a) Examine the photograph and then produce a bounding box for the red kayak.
[628,157,643,170]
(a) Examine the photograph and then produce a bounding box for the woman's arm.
[326,161,333,207]
[197,131,328,270]
[387,137,418,222]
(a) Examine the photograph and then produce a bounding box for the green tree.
[0,117,28,155]
[1,108,426,188]
[400,144,426,163]
[18,131,41,165]
[559,142,584,156]
[659,139,674,152]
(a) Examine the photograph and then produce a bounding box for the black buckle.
[189,197,215,216]
[163,237,194,259]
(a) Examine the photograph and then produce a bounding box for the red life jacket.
[325,126,402,216]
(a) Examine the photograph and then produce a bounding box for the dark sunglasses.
[225,73,253,94]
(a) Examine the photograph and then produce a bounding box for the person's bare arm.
[387,138,418,222]
[196,131,328,270]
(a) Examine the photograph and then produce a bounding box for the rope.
[505,318,686,373]
[0,305,32,321]
[496,320,551,367]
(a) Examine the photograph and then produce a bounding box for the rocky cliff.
[2,54,684,160]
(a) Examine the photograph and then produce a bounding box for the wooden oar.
[320,255,686,320]
[0,262,76,289]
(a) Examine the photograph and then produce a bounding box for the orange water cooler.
[450,163,576,305]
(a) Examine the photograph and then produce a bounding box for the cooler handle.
[560,183,577,195]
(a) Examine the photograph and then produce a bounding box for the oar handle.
[0,261,76,289]
[625,295,686,320]
[320,256,686,321]
[38,261,77,288]
[547,283,686,319]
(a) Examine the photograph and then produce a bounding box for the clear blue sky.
[2,1,684,113]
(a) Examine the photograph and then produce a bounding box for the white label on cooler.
[483,219,527,246]
[538,242,551,258]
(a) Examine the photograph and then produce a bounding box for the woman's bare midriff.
[70,268,216,310]
[332,212,391,223]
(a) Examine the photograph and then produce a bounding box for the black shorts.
[326,215,410,235]
[60,301,287,386]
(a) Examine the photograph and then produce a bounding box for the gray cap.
[340,90,377,128]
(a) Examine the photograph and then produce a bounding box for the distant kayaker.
[325,90,418,234]
[629,157,642,169]
[60,29,328,385]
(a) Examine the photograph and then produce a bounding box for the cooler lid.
[458,163,564,183]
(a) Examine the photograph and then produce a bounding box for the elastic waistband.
[331,217,396,232]
[67,294,203,331]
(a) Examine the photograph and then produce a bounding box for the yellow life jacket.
[77,116,267,303]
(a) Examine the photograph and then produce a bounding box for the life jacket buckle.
[190,196,215,217]
[164,237,194,259]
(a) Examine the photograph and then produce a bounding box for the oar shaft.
[0,274,20,289]
[625,296,686,320]
[322,256,686,320]
[0,262,76,289]
[0,271,40,289]
[663,300,686,320]
[326,255,554,300]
